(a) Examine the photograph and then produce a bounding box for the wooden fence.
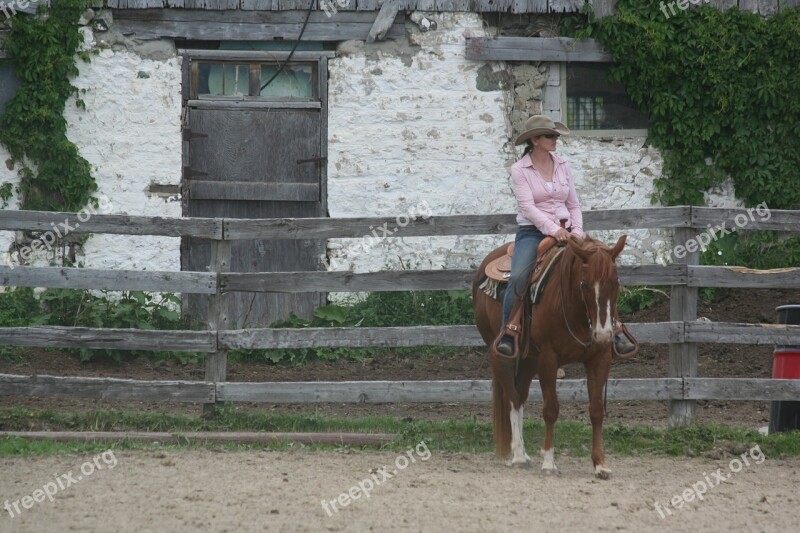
[1,206,800,426]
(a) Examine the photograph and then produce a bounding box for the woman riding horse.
[497,114,633,356]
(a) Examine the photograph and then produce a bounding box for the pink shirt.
[510,152,584,237]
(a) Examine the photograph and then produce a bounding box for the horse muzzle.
[592,329,613,344]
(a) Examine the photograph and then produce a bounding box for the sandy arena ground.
[0,447,796,532]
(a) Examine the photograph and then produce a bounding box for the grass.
[2,406,799,459]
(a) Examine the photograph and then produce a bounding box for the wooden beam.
[224,214,518,240]
[204,239,231,417]
[0,374,215,403]
[685,322,800,345]
[366,0,399,43]
[222,207,691,240]
[114,9,405,42]
[587,206,691,229]
[216,378,684,403]
[219,321,682,350]
[668,227,698,427]
[691,207,800,232]
[222,269,478,292]
[221,325,486,349]
[0,327,216,352]
[0,209,223,239]
[688,265,800,289]
[0,430,397,446]
[220,265,681,293]
[684,378,800,401]
[188,180,319,202]
[549,0,585,13]
[0,265,217,294]
[466,37,613,62]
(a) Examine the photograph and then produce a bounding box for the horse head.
[566,235,626,344]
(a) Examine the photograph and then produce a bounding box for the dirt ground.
[1,288,798,428]
[1,448,797,532]
[1,288,799,531]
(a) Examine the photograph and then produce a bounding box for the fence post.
[203,238,231,418]
[668,224,699,426]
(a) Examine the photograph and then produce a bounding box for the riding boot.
[497,334,514,356]
[614,333,635,354]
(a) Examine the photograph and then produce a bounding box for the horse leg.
[537,351,560,475]
[585,354,612,479]
[508,357,537,467]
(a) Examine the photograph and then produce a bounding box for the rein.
[558,250,593,349]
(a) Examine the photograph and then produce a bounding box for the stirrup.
[612,325,638,360]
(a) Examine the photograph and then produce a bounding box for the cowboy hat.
[514,115,570,145]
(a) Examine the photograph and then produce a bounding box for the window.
[565,63,648,131]
[0,61,20,114]
[191,60,317,99]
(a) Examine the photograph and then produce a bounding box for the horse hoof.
[557,368,566,379]
[541,466,559,476]
[595,465,612,480]
[507,458,533,469]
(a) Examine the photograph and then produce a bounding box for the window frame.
[181,50,334,108]
[559,63,648,138]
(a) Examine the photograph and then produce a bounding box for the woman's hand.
[554,228,570,242]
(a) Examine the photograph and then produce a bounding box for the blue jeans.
[501,226,545,329]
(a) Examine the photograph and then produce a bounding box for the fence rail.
[1,206,799,426]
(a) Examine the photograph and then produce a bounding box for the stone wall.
[0,11,745,295]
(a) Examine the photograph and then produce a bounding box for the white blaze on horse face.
[592,283,614,343]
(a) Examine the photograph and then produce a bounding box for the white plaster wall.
[326,12,513,280]
[1,44,183,272]
[325,12,680,281]
[559,135,672,266]
[0,12,746,295]
[67,47,183,272]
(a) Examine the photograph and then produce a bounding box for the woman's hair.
[522,138,535,156]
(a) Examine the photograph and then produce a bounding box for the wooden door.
[181,104,326,328]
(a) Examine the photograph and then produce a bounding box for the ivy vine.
[0,0,95,212]
[565,0,800,211]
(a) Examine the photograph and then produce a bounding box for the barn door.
[181,51,330,329]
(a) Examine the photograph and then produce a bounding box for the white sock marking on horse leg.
[517,404,531,462]
[541,447,556,472]
[595,464,612,479]
[509,403,528,465]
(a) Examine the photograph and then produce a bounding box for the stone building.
[0,0,777,320]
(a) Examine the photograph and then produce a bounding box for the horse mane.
[567,236,618,281]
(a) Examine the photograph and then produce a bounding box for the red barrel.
[773,349,800,379]
[769,305,800,434]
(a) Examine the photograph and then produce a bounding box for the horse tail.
[492,365,512,459]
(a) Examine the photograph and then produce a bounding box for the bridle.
[558,246,619,349]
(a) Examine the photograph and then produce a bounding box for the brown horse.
[472,235,626,478]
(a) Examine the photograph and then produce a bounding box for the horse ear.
[567,237,590,263]
[610,235,627,260]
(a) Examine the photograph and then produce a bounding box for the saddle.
[484,237,560,284]
[483,231,639,361]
